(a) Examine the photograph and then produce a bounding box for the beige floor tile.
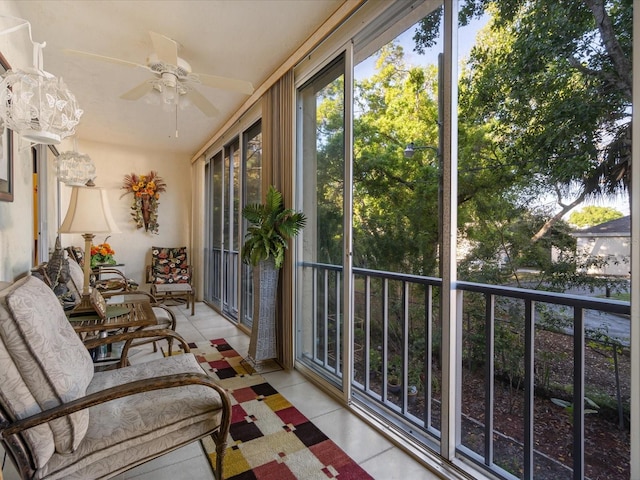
[360,446,442,479]
[277,380,343,420]
[0,300,447,480]
[118,443,208,479]
[311,407,395,464]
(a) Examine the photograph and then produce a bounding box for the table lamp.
[59,183,120,315]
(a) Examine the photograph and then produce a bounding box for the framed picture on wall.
[0,51,13,202]
[0,125,13,202]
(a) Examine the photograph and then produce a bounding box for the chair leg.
[213,434,227,480]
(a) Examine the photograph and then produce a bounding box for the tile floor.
[1,301,440,480]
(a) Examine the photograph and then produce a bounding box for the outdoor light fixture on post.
[403,142,439,158]
[404,140,443,278]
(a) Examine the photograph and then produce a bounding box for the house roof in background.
[572,215,631,237]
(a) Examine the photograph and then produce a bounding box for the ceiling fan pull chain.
[175,102,179,138]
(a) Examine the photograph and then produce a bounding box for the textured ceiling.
[8,1,344,157]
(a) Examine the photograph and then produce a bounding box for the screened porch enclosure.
[294,2,633,480]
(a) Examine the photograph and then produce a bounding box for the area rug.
[166,338,374,480]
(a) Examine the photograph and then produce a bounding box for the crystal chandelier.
[0,17,83,145]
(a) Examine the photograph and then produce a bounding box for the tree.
[415,1,632,241]
[352,43,442,276]
[568,206,624,228]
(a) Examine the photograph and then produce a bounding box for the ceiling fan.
[66,31,254,119]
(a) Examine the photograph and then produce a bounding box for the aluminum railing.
[299,261,631,480]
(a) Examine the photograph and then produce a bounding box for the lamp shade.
[59,186,120,234]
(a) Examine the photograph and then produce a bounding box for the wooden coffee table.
[67,299,157,334]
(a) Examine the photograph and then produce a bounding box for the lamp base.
[68,292,100,317]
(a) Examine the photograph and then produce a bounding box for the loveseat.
[0,275,230,479]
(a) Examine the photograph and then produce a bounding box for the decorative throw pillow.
[151,246,190,284]
[0,276,94,453]
[65,246,85,267]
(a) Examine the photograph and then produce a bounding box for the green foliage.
[551,397,600,422]
[352,43,441,276]
[417,0,631,237]
[568,206,624,228]
[241,185,306,269]
[369,348,382,374]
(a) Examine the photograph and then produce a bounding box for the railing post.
[440,0,459,460]
[484,294,495,466]
[573,307,585,480]
[524,300,535,478]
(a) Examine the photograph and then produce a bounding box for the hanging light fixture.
[55,140,96,186]
[0,16,83,145]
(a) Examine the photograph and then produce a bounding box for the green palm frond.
[241,185,307,269]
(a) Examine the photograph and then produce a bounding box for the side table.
[67,299,157,362]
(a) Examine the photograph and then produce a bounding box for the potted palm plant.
[242,185,306,362]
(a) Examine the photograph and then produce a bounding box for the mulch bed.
[361,329,630,479]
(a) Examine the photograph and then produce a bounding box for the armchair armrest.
[101,289,160,303]
[93,268,138,294]
[1,372,231,439]
[83,329,187,368]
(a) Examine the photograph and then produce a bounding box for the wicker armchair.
[147,246,195,316]
[0,276,230,480]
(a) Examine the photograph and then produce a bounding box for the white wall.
[0,2,40,281]
[576,236,631,277]
[58,138,192,287]
[0,1,193,289]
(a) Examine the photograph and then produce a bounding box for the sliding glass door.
[204,122,262,330]
[296,56,346,386]
[240,122,262,329]
[204,151,224,310]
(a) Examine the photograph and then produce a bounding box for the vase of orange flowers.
[121,171,167,234]
[90,237,116,268]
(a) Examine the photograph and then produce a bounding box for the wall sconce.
[0,16,83,145]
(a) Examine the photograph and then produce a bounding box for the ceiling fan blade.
[149,31,179,66]
[197,72,254,95]
[64,49,148,70]
[185,87,219,117]
[120,81,155,100]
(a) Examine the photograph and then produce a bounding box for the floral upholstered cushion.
[151,246,190,284]
[36,353,224,479]
[0,330,55,469]
[0,276,94,454]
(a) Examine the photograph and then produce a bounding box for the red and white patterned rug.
[168,338,374,480]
